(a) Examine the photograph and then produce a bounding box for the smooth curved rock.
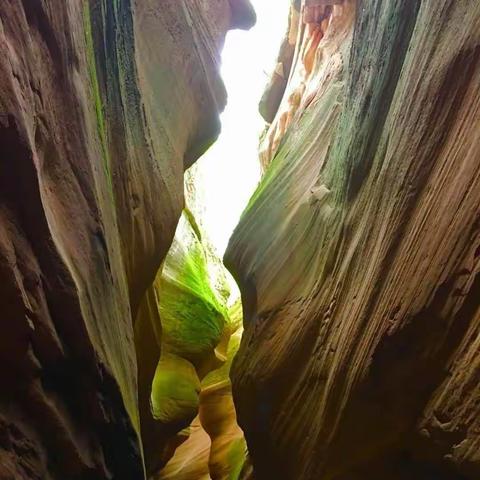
[200,327,248,480]
[157,416,212,480]
[226,1,480,479]
[0,1,253,478]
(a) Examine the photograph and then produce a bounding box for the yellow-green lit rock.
[160,311,249,480]
[200,330,248,480]
[140,207,240,476]
[151,354,201,425]
[158,211,228,369]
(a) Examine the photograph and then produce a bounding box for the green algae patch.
[149,209,233,427]
[149,206,248,476]
[83,2,114,199]
[158,210,229,368]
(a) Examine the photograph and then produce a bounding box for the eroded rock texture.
[0,1,253,479]
[226,1,480,479]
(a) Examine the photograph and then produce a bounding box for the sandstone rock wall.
[226,1,480,479]
[0,1,253,478]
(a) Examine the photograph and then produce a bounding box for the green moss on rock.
[158,210,228,367]
[150,208,233,429]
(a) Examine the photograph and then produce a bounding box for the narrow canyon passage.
[0,1,479,480]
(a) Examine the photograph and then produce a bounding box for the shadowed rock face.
[0,1,253,479]
[226,1,480,479]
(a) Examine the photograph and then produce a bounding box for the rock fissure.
[1,1,480,480]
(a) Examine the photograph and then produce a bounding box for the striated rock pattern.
[0,1,253,479]
[226,1,480,479]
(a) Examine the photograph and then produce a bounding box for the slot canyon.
[0,0,479,479]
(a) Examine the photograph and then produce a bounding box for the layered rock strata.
[226,1,480,479]
[0,1,254,479]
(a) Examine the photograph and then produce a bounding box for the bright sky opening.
[191,0,291,257]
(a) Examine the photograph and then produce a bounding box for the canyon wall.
[0,1,253,479]
[226,1,480,479]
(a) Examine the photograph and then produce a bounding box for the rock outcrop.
[226,1,480,479]
[0,1,253,479]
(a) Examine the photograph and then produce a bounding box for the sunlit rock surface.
[226,1,480,479]
[139,209,231,475]
[157,416,212,480]
[159,302,249,480]
[200,326,249,480]
[0,0,253,478]
[154,164,249,479]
